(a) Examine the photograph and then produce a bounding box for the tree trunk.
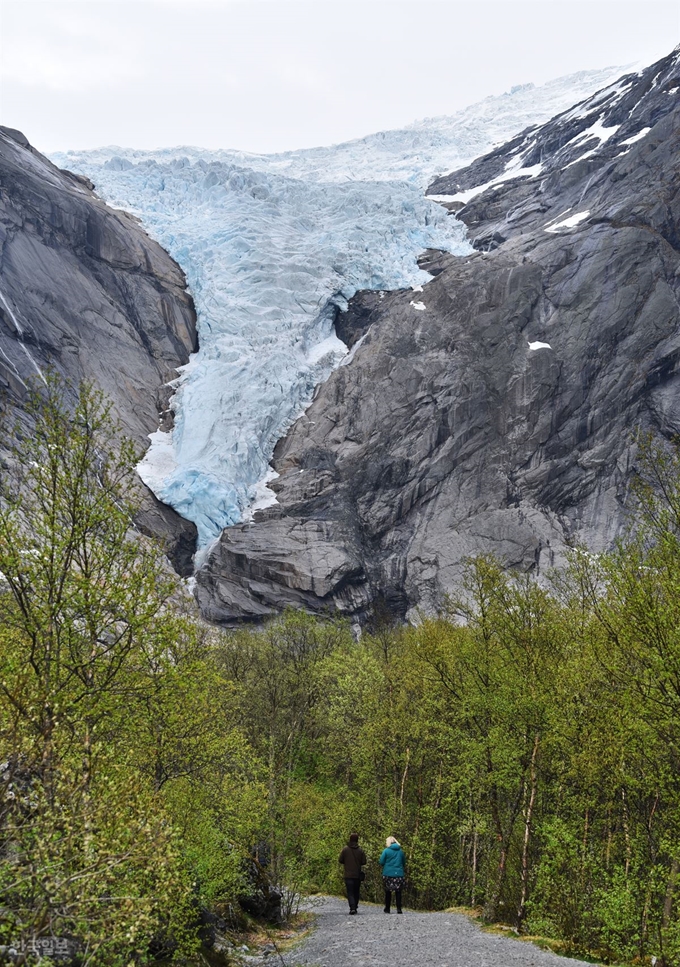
[662,857,679,929]
[516,733,540,931]
[484,839,509,922]
[471,826,478,907]
[660,857,680,967]
[399,747,410,818]
[621,786,632,877]
[484,744,507,922]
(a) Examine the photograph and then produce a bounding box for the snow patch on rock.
[620,127,651,145]
[426,163,544,207]
[545,210,591,232]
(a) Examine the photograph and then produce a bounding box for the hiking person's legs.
[384,888,391,913]
[396,887,403,913]
[345,877,360,913]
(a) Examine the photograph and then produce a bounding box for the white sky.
[0,0,678,155]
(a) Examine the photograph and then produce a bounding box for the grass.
[232,910,314,958]
[443,905,628,966]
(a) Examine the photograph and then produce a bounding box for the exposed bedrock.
[0,127,198,573]
[197,49,680,622]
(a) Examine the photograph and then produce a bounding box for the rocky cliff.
[196,48,680,622]
[0,127,198,572]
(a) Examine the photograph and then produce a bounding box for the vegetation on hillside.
[1,381,679,964]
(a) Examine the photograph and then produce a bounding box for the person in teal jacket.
[379,836,405,913]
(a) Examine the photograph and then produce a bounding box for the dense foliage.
[0,384,262,965]
[1,383,680,964]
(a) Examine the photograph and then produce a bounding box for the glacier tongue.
[51,63,627,555]
[64,162,468,552]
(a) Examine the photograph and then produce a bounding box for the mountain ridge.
[48,65,629,554]
[2,52,678,621]
[195,48,680,622]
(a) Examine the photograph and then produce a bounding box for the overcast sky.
[1,0,678,155]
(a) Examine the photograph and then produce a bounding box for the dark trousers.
[384,887,402,913]
[345,877,361,911]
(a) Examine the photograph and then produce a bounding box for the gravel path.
[283,896,594,967]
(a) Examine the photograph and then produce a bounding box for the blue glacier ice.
[52,64,627,556]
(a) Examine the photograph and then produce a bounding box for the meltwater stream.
[51,65,626,556]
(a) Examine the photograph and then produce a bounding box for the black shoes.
[349,909,357,915]
[383,908,390,913]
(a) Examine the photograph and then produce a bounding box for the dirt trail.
[283,896,594,967]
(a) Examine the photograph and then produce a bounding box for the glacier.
[51,63,627,557]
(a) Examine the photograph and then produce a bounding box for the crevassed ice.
[51,63,627,556]
[51,161,470,551]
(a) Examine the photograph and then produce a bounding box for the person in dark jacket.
[379,836,405,913]
[339,832,367,914]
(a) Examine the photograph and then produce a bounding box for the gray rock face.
[196,48,680,622]
[0,127,198,573]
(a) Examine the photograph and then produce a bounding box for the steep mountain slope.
[52,66,626,555]
[0,127,198,571]
[196,49,680,622]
